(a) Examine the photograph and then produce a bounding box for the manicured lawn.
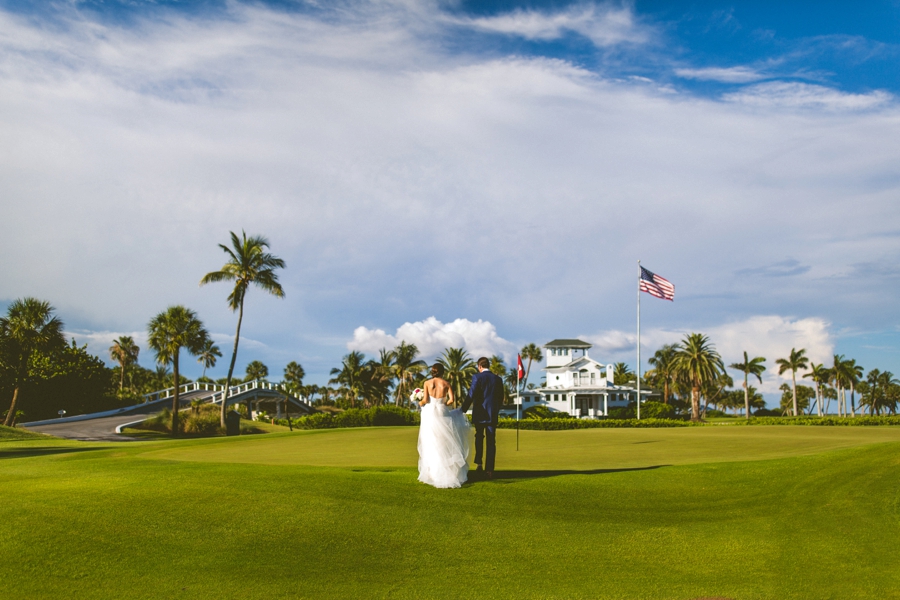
[1,426,899,599]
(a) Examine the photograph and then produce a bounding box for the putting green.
[4,426,900,599]
[139,425,900,470]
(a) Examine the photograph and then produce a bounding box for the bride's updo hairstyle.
[431,363,445,378]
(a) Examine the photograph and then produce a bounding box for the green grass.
[1,427,899,599]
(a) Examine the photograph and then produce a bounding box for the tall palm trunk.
[663,380,670,405]
[743,373,750,420]
[171,353,180,436]
[850,382,856,417]
[119,364,125,392]
[3,362,26,427]
[4,387,21,427]
[691,384,701,422]
[814,381,821,417]
[791,370,798,417]
[221,300,244,426]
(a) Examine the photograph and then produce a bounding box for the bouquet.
[410,388,424,405]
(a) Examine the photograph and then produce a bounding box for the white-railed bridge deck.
[21,380,315,441]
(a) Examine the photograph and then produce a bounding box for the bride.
[417,363,471,488]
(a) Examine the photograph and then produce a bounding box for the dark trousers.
[474,424,496,472]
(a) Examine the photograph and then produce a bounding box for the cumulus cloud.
[454,3,649,47]
[0,1,898,383]
[348,317,516,362]
[583,316,834,394]
[724,81,892,110]
[674,66,765,83]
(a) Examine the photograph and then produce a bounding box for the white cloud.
[675,66,765,83]
[583,315,833,394]
[0,2,898,383]
[455,3,648,47]
[724,81,892,110]
[348,317,515,362]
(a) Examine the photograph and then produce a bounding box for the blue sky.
[1,0,899,404]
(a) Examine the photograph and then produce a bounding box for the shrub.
[135,404,226,435]
[744,415,900,426]
[280,406,420,430]
[639,401,677,420]
[606,406,635,419]
[523,406,566,419]
[497,417,693,430]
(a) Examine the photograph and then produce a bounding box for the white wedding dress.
[417,396,471,488]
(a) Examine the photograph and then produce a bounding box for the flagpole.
[516,354,524,451]
[637,259,641,421]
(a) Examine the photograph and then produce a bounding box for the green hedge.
[741,416,900,426]
[277,405,420,430]
[497,417,693,430]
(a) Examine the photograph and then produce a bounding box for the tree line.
[641,338,899,420]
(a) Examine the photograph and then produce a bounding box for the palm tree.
[0,298,66,426]
[861,370,899,415]
[200,231,286,426]
[283,361,305,397]
[647,344,678,404]
[375,349,398,406]
[196,338,222,380]
[489,355,507,377]
[673,333,724,422]
[829,354,851,417]
[775,348,809,417]
[613,362,635,385]
[245,360,269,382]
[701,371,733,418]
[803,363,829,417]
[147,306,211,435]
[729,351,766,419]
[519,343,543,390]
[845,358,863,417]
[391,342,426,407]
[330,351,367,408]
[109,335,140,393]
[437,347,476,408]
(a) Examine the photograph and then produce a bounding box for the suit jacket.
[461,369,504,425]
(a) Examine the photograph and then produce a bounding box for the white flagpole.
[516,363,520,451]
[637,260,641,421]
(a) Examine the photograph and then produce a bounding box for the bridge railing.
[208,380,312,407]
[141,381,226,404]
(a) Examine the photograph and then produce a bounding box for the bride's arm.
[448,386,455,407]
[421,380,430,406]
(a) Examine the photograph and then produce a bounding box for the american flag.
[640,267,674,301]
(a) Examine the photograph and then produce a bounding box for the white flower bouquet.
[410,388,424,406]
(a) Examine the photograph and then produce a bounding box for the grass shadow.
[467,464,669,484]
[0,447,104,460]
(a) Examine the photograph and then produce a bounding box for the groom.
[460,356,504,480]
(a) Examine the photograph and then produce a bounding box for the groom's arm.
[459,373,478,414]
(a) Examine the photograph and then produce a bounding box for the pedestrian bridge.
[21,379,315,441]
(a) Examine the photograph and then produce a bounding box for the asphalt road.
[23,391,213,442]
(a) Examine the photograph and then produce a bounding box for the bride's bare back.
[423,377,454,406]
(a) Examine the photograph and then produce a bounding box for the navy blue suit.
[460,369,504,471]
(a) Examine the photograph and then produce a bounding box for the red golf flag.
[517,354,525,380]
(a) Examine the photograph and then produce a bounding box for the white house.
[516,339,651,418]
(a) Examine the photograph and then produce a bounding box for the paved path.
[23,391,213,442]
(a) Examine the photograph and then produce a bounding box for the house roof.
[544,356,605,371]
[543,338,592,349]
